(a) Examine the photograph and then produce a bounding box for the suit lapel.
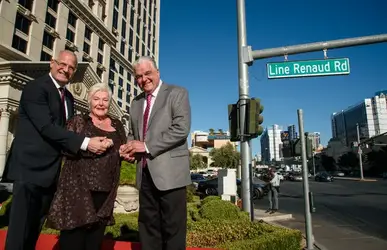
[147,84,168,130]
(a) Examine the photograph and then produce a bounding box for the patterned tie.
[59,87,66,122]
[142,94,152,167]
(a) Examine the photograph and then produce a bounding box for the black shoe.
[270,209,278,214]
[265,209,271,213]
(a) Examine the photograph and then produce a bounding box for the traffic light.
[292,135,313,158]
[228,103,240,142]
[246,98,264,138]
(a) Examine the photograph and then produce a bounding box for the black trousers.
[59,191,109,250]
[5,180,56,250]
[139,167,187,250]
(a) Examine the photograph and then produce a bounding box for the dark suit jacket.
[4,74,85,187]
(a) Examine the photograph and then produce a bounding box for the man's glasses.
[54,60,76,72]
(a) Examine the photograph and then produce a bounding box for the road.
[254,178,387,250]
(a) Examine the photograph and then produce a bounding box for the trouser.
[268,185,279,210]
[59,191,109,250]
[139,167,187,250]
[5,181,56,250]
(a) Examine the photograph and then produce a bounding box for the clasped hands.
[119,140,146,162]
[87,136,114,155]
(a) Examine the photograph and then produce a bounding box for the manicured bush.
[217,227,302,250]
[186,184,196,203]
[199,199,248,221]
[200,195,220,206]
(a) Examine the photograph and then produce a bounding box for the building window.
[120,41,125,54]
[40,51,51,61]
[12,35,27,53]
[118,100,122,107]
[47,0,59,12]
[123,0,128,18]
[128,48,133,62]
[45,13,57,28]
[97,68,103,78]
[85,27,92,41]
[130,9,135,27]
[135,36,139,53]
[118,78,123,99]
[42,31,55,49]
[113,10,118,29]
[134,88,138,97]
[83,42,90,54]
[121,20,127,38]
[15,13,31,34]
[136,20,141,34]
[129,29,134,47]
[19,0,33,11]
[66,12,77,43]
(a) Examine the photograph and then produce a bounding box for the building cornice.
[61,0,117,46]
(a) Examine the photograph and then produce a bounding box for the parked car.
[197,177,268,200]
[191,173,206,189]
[315,172,334,182]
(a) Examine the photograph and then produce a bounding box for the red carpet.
[0,230,218,249]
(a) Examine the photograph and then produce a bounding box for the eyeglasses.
[54,60,76,72]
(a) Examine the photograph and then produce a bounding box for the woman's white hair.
[87,83,113,109]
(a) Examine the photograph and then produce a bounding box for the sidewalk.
[276,216,387,250]
[254,208,292,222]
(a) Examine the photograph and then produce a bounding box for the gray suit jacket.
[128,83,192,191]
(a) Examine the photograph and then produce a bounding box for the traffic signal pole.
[236,0,252,217]
[236,0,387,244]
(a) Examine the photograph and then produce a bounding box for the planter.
[114,185,139,214]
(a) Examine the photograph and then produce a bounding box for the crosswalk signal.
[228,103,240,142]
[246,98,264,138]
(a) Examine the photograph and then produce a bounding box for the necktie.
[142,94,152,167]
[59,87,66,122]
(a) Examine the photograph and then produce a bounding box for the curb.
[266,220,329,250]
[335,177,378,182]
[253,209,293,222]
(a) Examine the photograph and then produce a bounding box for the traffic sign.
[266,58,350,79]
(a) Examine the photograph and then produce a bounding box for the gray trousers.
[268,185,279,210]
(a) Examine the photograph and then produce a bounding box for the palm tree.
[209,128,215,135]
[218,129,224,135]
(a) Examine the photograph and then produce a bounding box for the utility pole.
[312,151,316,176]
[356,123,364,180]
[298,110,314,250]
[236,0,387,219]
[236,0,252,216]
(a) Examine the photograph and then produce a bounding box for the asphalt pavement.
[254,178,387,250]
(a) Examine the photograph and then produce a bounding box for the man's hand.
[88,136,113,154]
[119,141,146,160]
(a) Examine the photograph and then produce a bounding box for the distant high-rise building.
[288,124,298,141]
[307,132,321,150]
[260,124,283,163]
[331,93,387,146]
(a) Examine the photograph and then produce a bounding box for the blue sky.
[157,0,387,156]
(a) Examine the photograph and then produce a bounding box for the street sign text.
[266,58,350,79]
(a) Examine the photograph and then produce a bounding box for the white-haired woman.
[47,83,127,250]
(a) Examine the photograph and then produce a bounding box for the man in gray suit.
[119,56,191,250]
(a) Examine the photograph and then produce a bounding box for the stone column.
[0,109,10,179]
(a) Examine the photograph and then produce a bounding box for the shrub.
[200,195,220,206]
[199,199,248,221]
[217,227,302,250]
[186,184,196,203]
[119,161,136,185]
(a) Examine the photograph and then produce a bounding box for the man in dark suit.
[120,56,192,250]
[4,50,111,250]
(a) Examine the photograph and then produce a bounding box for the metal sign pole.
[298,109,314,249]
